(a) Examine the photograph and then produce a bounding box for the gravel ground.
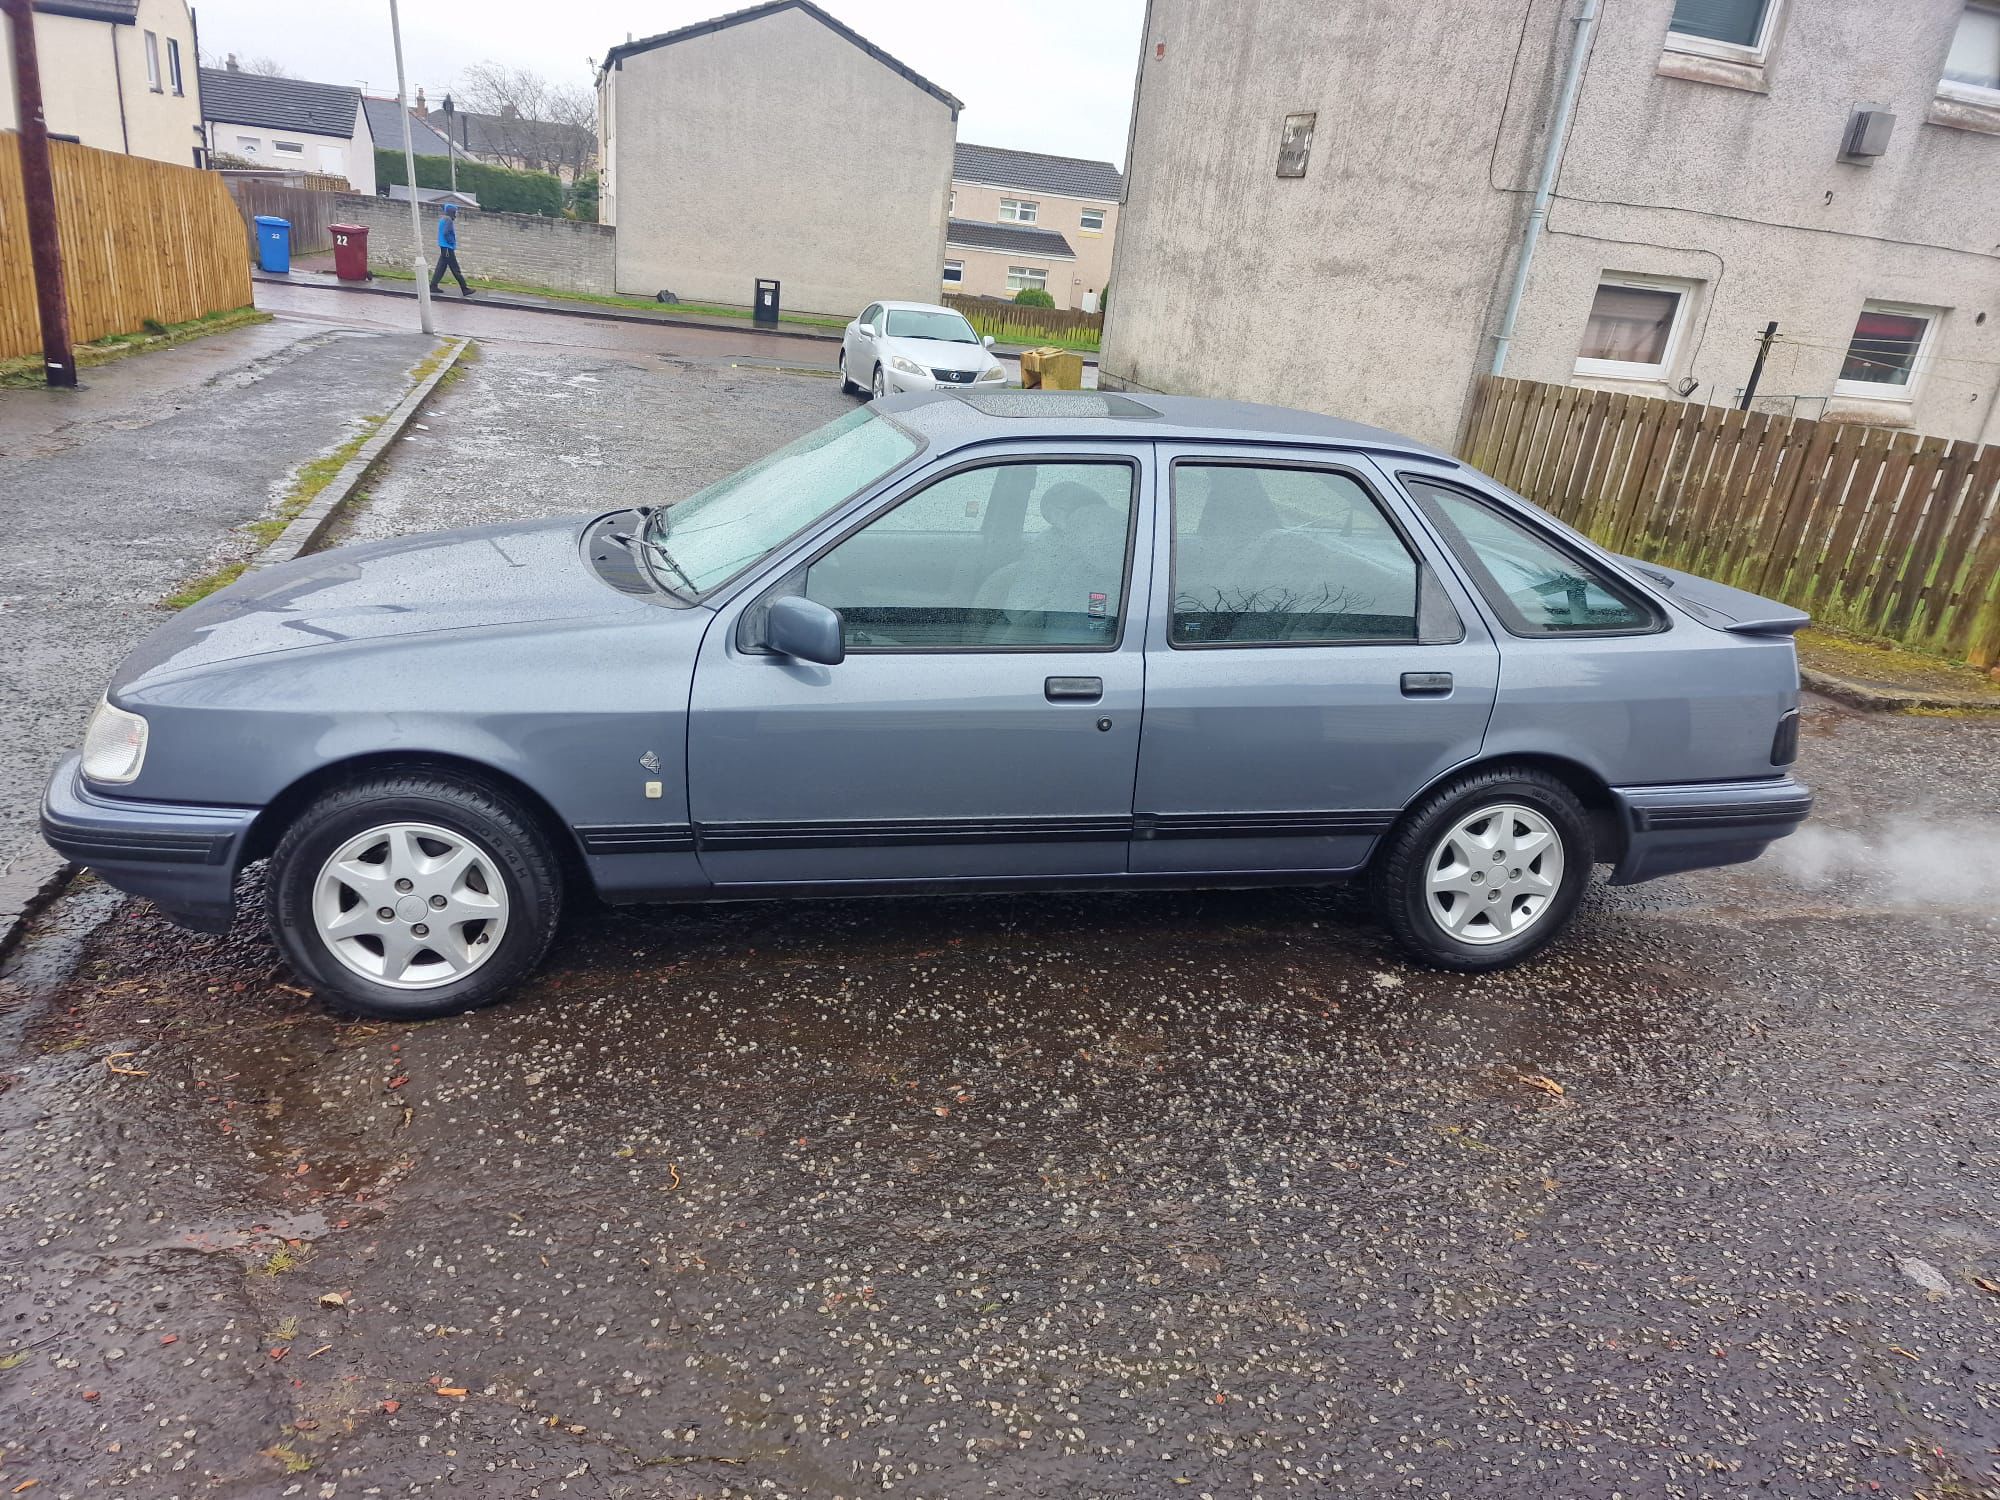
[1,334,1996,1498]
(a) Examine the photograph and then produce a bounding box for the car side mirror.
[764,595,844,665]
[982,334,996,349]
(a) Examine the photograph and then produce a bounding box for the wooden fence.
[222,176,343,258]
[1459,376,2000,667]
[944,293,1103,349]
[0,136,252,360]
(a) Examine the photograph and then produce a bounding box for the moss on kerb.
[1798,625,2000,705]
[0,307,272,387]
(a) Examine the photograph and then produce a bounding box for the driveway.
[2,333,1995,1499]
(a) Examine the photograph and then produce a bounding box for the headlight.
[890,355,927,377]
[978,366,1006,382]
[81,698,148,784]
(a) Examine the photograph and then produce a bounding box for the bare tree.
[200,51,295,76]
[450,63,596,181]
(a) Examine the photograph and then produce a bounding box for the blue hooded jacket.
[437,208,457,250]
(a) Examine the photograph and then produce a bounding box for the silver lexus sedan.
[44,392,1811,1019]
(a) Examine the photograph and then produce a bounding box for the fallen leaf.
[13,1479,41,1493]
[268,1346,289,1360]
[387,1075,409,1090]
[104,1052,149,1078]
[1520,1074,1565,1098]
[319,1291,347,1309]
[380,1399,401,1414]
[1888,1346,1922,1362]
[159,1334,177,1345]
[1971,1276,1999,1296]
[82,1389,100,1401]
[0,1351,32,1370]
[436,1386,467,1398]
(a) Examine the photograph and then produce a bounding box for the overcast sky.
[190,0,1147,166]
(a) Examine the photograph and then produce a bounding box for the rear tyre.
[1371,767,1592,971]
[266,771,563,1020]
[838,352,858,395]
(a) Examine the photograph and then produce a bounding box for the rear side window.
[1404,479,1660,636]
[1170,464,1420,645]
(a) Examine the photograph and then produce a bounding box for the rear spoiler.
[1611,555,1809,637]
[1721,613,1809,637]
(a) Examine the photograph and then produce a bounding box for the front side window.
[1171,466,1421,645]
[1942,3,2000,98]
[640,408,921,597]
[167,37,183,95]
[1835,302,1938,398]
[1575,277,1691,380]
[805,461,1134,650]
[1080,207,1106,232]
[143,30,161,90]
[1406,480,1658,636]
[942,260,963,284]
[1667,0,1776,55]
[1007,266,1048,293]
[999,198,1038,224]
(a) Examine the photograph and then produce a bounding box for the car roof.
[873,300,962,314]
[877,391,1456,462]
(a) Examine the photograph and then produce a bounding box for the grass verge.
[1797,624,2000,707]
[0,306,271,388]
[364,265,850,331]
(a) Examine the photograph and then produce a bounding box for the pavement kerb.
[244,336,469,573]
[1,337,471,961]
[1800,665,2000,714]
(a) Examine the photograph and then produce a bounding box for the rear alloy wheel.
[838,353,859,395]
[267,771,562,1019]
[871,364,887,401]
[1371,768,1592,970]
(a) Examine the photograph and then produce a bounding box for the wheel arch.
[1400,752,1627,866]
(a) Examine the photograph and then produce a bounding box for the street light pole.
[441,94,458,196]
[387,0,433,335]
[2,0,77,387]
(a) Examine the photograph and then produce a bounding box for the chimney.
[226,52,241,71]
[414,87,428,116]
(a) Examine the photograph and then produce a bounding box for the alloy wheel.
[1422,803,1564,946]
[871,365,886,400]
[311,821,509,989]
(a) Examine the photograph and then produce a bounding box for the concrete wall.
[950,178,1118,308]
[1104,0,2000,449]
[603,5,955,314]
[0,0,200,165]
[328,193,616,296]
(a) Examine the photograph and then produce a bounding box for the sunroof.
[959,392,1160,419]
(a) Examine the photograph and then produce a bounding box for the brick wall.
[329,195,616,296]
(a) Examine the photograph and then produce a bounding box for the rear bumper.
[1608,775,1813,885]
[39,753,257,933]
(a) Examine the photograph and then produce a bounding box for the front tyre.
[1371,768,1592,971]
[266,771,563,1019]
[838,352,859,395]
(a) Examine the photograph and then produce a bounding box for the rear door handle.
[1045,676,1103,703]
[1401,671,1453,697]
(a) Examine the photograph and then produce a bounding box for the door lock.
[1096,718,1113,732]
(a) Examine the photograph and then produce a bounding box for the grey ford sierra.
[43,392,1811,1018]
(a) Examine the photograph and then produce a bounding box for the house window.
[999,198,1038,224]
[167,37,183,95]
[143,30,162,91]
[1006,266,1048,293]
[275,141,304,155]
[942,260,963,285]
[1080,208,1106,232]
[236,135,260,154]
[1834,302,1939,400]
[1941,3,2000,101]
[949,189,956,214]
[1665,0,1780,60]
[1575,276,1694,381]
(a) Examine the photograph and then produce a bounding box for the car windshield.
[639,408,920,596]
[885,309,979,344]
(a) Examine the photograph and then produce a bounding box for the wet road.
[1,701,1996,1499]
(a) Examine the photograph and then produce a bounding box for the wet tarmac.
[1,698,1997,1498]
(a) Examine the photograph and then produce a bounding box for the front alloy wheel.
[871,364,887,400]
[312,822,510,989]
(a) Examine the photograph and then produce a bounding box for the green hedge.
[374,150,563,217]
[1012,287,1056,308]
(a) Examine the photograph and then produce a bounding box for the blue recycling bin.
[254,215,292,274]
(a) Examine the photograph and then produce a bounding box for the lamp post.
[441,93,458,195]
[387,0,433,335]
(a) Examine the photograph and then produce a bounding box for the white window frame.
[1938,2,2000,106]
[1079,207,1106,233]
[1833,300,1942,402]
[166,37,183,95]
[942,260,963,285]
[235,135,261,155]
[1006,265,1048,293]
[143,30,162,91]
[949,189,956,214]
[1664,0,1783,65]
[274,140,305,155]
[998,198,1039,225]
[1573,273,1698,383]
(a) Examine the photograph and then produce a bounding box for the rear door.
[1132,448,1499,875]
[686,446,1153,887]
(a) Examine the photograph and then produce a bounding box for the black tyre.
[266,770,563,1020]
[870,363,887,401]
[838,353,859,396]
[1371,767,1592,971]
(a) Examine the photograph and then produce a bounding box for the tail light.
[1771,709,1800,766]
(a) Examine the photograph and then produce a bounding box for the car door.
[1132,449,1499,875]
[844,304,880,378]
[686,446,1153,887]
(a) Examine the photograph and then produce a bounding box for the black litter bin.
[754,279,780,326]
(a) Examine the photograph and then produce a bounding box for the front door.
[687,449,1152,887]
[1133,450,1499,874]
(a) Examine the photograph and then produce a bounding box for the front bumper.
[882,366,1004,395]
[40,753,258,932]
[1608,775,1813,885]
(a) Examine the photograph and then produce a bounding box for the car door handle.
[1401,671,1453,697]
[1045,676,1103,703]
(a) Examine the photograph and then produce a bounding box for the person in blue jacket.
[430,203,472,296]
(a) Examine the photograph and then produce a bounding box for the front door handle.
[1401,671,1453,697]
[1045,676,1103,703]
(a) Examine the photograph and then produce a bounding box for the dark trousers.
[430,248,468,293]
